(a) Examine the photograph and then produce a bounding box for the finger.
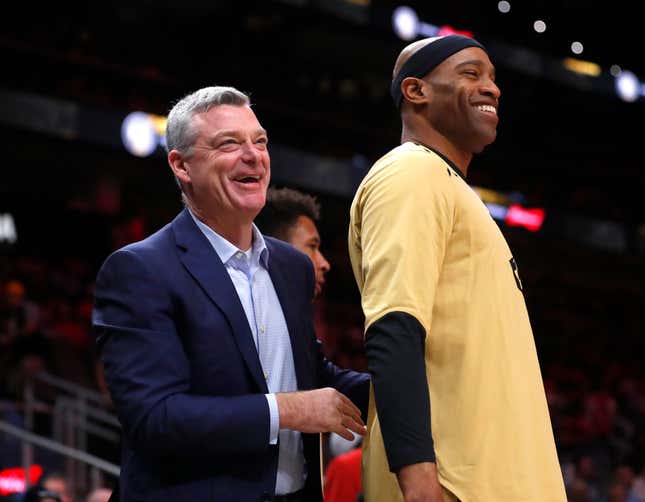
[342,415,367,436]
[336,392,362,416]
[332,425,356,442]
[338,393,363,417]
[339,400,365,427]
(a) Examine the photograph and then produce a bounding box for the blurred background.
[1,1,644,501]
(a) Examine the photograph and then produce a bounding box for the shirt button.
[264,371,269,380]
[260,325,265,333]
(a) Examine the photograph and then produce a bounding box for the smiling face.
[287,215,330,298]
[170,104,270,228]
[423,46,500,153]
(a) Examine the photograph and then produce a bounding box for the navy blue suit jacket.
[92,208,369,502]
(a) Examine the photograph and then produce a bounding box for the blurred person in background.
[84,488,111,502]
[348,34,566,501]
[92,85,369,502]
[1,280,40,343]
[255,186,330,300]
[20,472,72,502]
[0,280,49,401]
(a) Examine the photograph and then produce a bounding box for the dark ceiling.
[2,0,643,219]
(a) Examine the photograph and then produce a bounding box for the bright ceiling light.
[497,1,511,13]
[392,6,419,40]
[121,112,158,157]
[533,20,546,33]
[570,41,584,55]
[615,70,640,102]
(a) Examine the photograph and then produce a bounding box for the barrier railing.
[21,372,121,493]
[0,420,119,495]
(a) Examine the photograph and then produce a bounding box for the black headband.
[390,34,487,109]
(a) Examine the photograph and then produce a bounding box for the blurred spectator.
[84,488,111,502]
[630,465,645,502]
[607,482,629,502]
[575,455,604,502]
[324,446,362,502]
[40,473,72,502]
[1,280,41,342]
[19,472,73,502]
[255,186,330,300]
[566,477,591,502]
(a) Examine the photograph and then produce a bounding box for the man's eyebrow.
[455,59,485,69]
[455,59,496,77]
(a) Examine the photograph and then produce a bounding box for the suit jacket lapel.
[266,241,313,390]
[172,209,268,393]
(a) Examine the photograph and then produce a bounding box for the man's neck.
[401,126,472,177]
[188,204,254,250]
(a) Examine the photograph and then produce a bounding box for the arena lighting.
[570,41,584,55]
[121,111,159,157]
[485,202,509,221]
[563,57,601,77]
[0,213,17,244]
[505,204,545,232]
[392,6,474,40]
[615,70,640,102]
[392,6,418,40]
[0,465,43,496]
[473,186,510,205]
[484,203,545,232]
[497,1,511,14]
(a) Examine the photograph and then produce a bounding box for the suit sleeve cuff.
[265,393,279,444]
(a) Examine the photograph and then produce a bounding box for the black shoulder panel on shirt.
[365,311,435,472]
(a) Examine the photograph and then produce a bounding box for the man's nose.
[317,251,330,273]
[241,140,262,163]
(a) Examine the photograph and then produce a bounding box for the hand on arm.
[276,387,366,441]
[397,462,444,502]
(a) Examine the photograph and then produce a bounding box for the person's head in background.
[255,187,330,298]
[22,472,73,502]
[85,487,112,502]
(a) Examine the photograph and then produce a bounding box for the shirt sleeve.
[356,149,455,333]
[265,393,279,444]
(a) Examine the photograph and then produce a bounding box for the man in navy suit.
[92,86,369,502]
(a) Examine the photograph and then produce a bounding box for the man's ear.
[400,77,430,105]
[168,150,190,185]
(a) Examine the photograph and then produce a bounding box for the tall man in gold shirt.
[348,35,567,502]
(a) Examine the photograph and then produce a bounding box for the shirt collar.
[188,208,269,269]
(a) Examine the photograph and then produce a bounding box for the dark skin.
[389,39,501,502]
[397,41,500,177]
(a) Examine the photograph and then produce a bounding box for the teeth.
[476,105,496,114]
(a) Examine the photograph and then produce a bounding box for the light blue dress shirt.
[189,210,306,495]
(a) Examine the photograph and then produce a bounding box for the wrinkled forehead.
[191,104,265,139]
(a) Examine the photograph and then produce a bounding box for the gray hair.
[165,86,250,155]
